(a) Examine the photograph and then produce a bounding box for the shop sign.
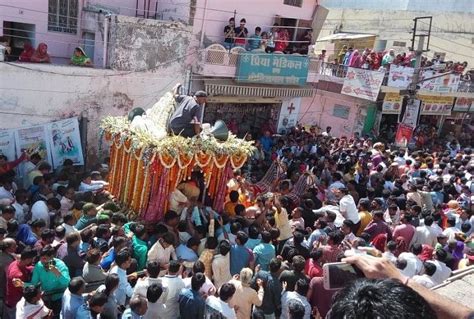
[453,97,473,112]
[387,65,415,88]
[236,53,309,86]
[382,93,403,114]
[419,70,460,93]
[277,98,301,134]
[419,95,454,115]
[342,68,385,101]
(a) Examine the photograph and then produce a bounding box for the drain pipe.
[103,14,111,68]
[199,0,208,48]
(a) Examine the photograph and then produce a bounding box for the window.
[48,0,78,34]
[283,0,303,7]
[392,41,406,47]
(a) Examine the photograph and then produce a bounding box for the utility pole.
[401,16,432,127]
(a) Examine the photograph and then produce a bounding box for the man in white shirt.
[16,285,52,319]
[60,186,75,217]
[398,244,423,277]
[410,215,438,248]
[147,233,177,276]
[110,249,134,307]
[336,187,361,233]
[430,250,452,285]
[0,181,14,202]
[22,153,41,189]
[205,283,237,319]
[144,283,167,319]
[281,278,311,319]
[442,217,462,241]
[133,261,167,300]
[160,261,185,319]
[31,198,60,228]
[412,262,437,288]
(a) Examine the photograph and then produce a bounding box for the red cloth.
[308,276,336,318]
[394,236,408,257]
[418,244,434,262]
[371,233,387,252]
[304,259,323,279]
[5,260,33,307]
[19,43,35,62]
[0,152,25,175]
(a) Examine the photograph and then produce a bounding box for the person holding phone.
[327,255,474,319]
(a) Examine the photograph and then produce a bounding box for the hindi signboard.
[419,95,454,116]
[382,93,403,114]
[342,68,385,101]
[236,53,309,86]
[388,65,415,88]
[46,118,84,168]
[453,97,473,112]
[419,70,460,93]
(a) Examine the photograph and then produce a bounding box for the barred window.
[48,0,78,34]
[283,0,303,7]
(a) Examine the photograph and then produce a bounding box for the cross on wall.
[287,103,295,114]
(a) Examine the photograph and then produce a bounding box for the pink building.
[0,0,377,140]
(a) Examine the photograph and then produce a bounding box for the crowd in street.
[0,123,474,319]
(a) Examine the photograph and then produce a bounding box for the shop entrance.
[204,102,281,139]
[378,114,399,141]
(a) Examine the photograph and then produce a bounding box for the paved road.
[433,271,474,309]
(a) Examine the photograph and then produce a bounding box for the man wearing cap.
[168,84,207,138]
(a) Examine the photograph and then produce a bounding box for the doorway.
[2,21,35,61]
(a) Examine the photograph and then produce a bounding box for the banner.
[453,97,473,112]
[342,68,385,101]
[14,125,52,165]
[388,65,415,88]
[46,118,84,169]
[401,99,421,127]
[395,123,414,147]
[277,98,301,134]
[382,93,403,114]
[419,95,454,116]
[419,70,460,93]
[0,130,16,161]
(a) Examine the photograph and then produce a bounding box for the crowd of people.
[0,122,474,319]
[0,37,92,67]
[334,45,470,76]
[222,17,313,54]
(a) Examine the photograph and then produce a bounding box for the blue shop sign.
[236,52,309,86]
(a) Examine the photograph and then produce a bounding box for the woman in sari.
[70,47,92,67]
[19,41,35,62]
[30,43,51,63]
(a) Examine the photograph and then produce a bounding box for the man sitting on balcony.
[247,27,262,51]
[223,17,235,49]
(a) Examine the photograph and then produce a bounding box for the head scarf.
[31,43,50,62]
[71,47,91,65]
[394,236,408,257]
[418,244,434,262]
[371,233,387,252]
[19,42,35,62]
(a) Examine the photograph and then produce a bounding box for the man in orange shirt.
[224,191,240,217]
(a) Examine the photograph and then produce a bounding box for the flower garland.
[159,153,176,169]
[230,154,247,169]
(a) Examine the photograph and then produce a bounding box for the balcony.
[194,44,346,84]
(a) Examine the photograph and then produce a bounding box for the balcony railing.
[195,45,474,93]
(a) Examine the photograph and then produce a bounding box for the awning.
[316,33,377,42]
[204,79,314,98]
